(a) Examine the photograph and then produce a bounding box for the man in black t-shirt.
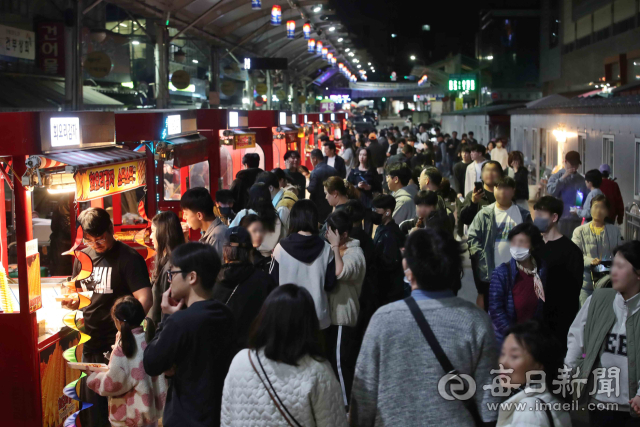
[533,196,583,352]
[62,207,151,427]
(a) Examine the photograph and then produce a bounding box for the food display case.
[216,110,265,189]
[115,110,212,228]
[0,111,148,427]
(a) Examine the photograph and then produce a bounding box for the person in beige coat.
[325,210,366,408]
[571,194,622,305]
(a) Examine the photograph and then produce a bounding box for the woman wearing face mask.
[491,138,509,171]
[489,222,547,346]
[497,320,571,427]
[572,194,623,306]
[566,241,640,425]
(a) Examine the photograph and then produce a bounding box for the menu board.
[75,159,146,202]
[234,134,255,150]
[26,239,41,313]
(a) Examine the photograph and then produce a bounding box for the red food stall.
[301,113,320,169]
[115,110,212,224]
[262,111,300,170]
[0,111,149,427]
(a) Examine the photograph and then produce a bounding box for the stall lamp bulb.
[48,187,76,194]
[132,40,140,45]
[192,59,198,64]
[313,6,322,12]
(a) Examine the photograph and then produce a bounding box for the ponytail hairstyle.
[111,296,146,358]
[323,176,360,200]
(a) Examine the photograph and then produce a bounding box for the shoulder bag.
[248,350,304,427]
[404,297,484,426]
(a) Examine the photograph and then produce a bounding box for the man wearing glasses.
[62,207,151,427]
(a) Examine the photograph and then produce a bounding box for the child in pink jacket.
[86,296,167,427]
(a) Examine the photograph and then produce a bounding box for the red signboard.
[38,22,65,76]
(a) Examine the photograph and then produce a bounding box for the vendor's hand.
[591,258,601,266]
[471,188,484,204]
[630,396,640,415]
[161,287,184,316]
[61,296,80,310]
[326,227,341,248]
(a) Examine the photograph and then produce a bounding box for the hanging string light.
[321,47,328,59]
[286,20,295,38]
[331,56,337,66]
[327,52,333,63]
[316,40,323,55]
[251,0,261,10]
[338,62,344,71]
[308,39,316,53]
[303,22,311,39]
[270,5,282,26]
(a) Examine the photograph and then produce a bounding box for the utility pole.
[65,1,83,110]
[155,20,169,109]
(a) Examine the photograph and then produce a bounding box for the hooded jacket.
[372,221,406,306]
[212,263,276,353]
[392,188,416,224]
[329,238,366,327]
[270,233,336,329]
[231,168,264,211]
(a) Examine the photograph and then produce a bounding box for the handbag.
[404,297,484,426]
[248,350,304,427]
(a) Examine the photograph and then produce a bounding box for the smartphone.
[474,181,483,192]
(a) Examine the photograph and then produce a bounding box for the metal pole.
[266,71,272,110]
[211,47,220,107]
[155,20,169,109]
[75,0,83,110]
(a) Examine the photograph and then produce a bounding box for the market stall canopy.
[158,133,209,168]
[39,147,145,172]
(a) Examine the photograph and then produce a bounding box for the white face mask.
[510,246,531,262]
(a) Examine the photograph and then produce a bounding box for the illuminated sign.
[304,114,308,123]
[75,160,146,202]
[244,57,251,70]
[50,117,80,147]
[242,57,288,70]
[329,94,351,103]
[292,114,296,123]
[330,113,335,121]
[166,115,181,135]
[229,111,239,128]
[448,74,476,91]
[319,114,323,121]
[279,112,286,125]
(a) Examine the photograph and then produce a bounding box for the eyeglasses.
[167,270,184,283]
[83,238,107,247]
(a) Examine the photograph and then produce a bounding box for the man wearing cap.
[598,164,624,224]
[547,151,589,237]
[366,133,386,174]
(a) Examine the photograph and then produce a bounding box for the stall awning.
[164,134,209,168]
[43,147,146,171]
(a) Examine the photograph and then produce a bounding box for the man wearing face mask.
[215,190,236,225]
[370,194,407,308]
[533,196,583,351]
[469,176,532,310]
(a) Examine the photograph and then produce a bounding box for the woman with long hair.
[341,136,357,178]
[221,285,348,426]
[239,213,271,273]
[150,210,185,324]
[324,176,360,210]
[231,182,283,257]
[347,147,381,233]
[212,226,276,353]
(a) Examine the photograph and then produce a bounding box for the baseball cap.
[368,132,377,140]
[599,164,611,174]
[224,226,252,248]
[565,151,581,165]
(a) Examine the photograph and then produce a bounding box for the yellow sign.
[234,134,256,149]
[75,159,146,202]
[171,70,191,90]
[256,83,268,95]
[297,95,307,103]
[455,97,464,111]
[276,89,286,100]
[84,51,111,78]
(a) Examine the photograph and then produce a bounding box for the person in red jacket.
[598,164,624,224]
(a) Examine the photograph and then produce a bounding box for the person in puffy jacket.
[230,153,263,212]
[221,285,348,427]
[489,223,547,346]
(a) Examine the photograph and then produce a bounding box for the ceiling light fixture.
[337,38,343,42]
[329,27,335,31]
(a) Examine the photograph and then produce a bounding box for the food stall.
[301,113,320,169]
[269,111,300,169]
[215,110,265,189]
[115,110,212,223]
[0,111,147,427]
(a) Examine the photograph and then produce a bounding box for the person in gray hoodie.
[270,199,336,330]
[386,164,416,224]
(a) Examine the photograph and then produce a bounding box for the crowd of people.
[61,122,640,427]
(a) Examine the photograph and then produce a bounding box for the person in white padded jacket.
[221,284,348,427]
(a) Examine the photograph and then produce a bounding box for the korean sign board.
[39,112,116,153]
[0,24,35,61]
[448,74,476,91]
[75,159,147,202]
[37,22,65,75]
